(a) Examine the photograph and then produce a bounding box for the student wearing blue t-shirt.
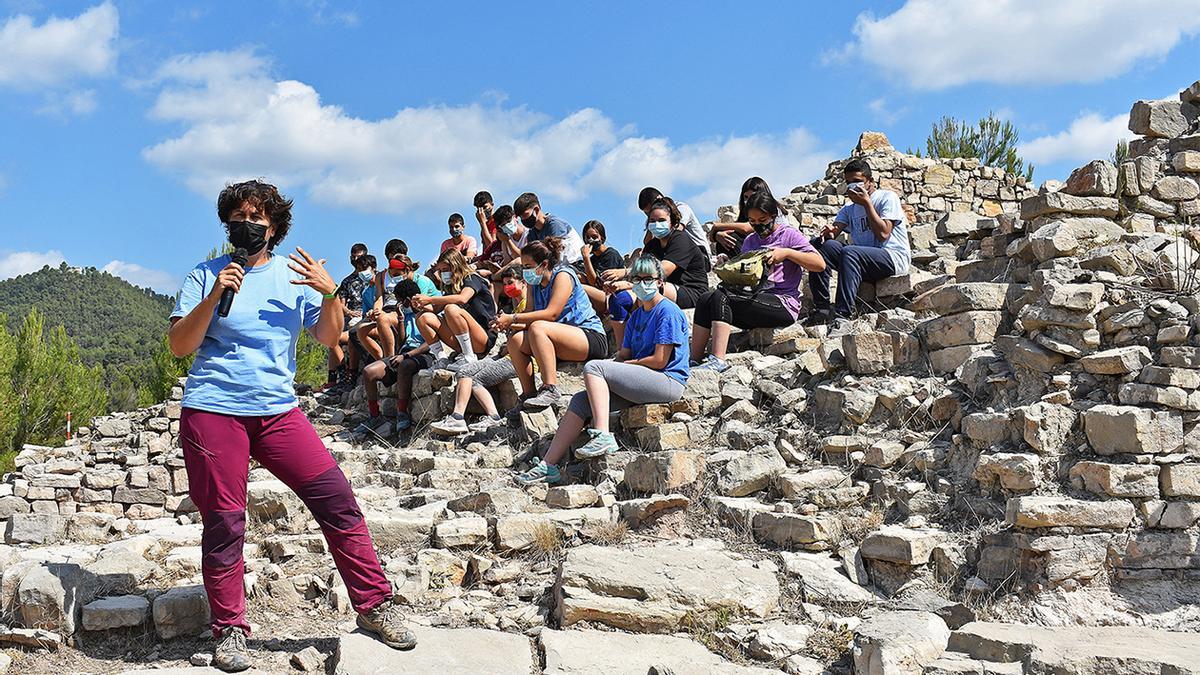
[168,181,416,669]
[808,158,912,328]
[493,237,608,414]
[517,255,689,485]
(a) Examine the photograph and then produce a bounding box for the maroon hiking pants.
[180,407,392,636]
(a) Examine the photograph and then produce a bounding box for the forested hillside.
[0,263,174,410]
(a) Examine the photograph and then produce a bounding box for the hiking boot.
[468,415,505,433]
[393,412,412,431]
[515,459,563,485]
[213,626,251,672]
[523,384,562,410]
[694,354,730,373]
[357,602,418,650]
[574,429,619,459]
[430,414,469,435]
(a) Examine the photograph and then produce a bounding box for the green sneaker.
[515,459,563,485]
[574,429,618,459]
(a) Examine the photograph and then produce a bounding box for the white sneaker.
[468,416,505,433]
[430,415,468,435]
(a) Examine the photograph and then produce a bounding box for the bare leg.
[357,322,382,360]
[583,285,608,316]
[472,386,499,417]
[541,411,587,466]
[609,319,625,351]
[710,321,733,359]
[690,324,710,362]
[526,321,590,388]
[452,376,473,415]
[377,311,399,358]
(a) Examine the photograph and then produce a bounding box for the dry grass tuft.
[527,521,564,562]
[840,507,885,546]
[806,624,854,662]
[584,520,629,546]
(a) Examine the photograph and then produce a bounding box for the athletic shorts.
[583,328,609,361]
[381,352,435,386]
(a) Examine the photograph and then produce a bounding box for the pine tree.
[918,112,1034,181]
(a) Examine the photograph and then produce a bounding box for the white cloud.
[1017,112,1136,165]
[841,0,1200,90]
[582,130,834,213]
[0,2,119,89]
[36,88,97,117]
[101,260,177,293]
[142,48,834,220]
[0,249,66,279]
[867,97,905,126]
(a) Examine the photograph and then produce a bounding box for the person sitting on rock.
[638,186,711,256]
[495,237,608,413]
[473,190,499,262]
[690,191,826,372]
[513,191,584,264]
[356,251,426,360]
[357,277,442,435]
[324,243,370,391]
[414,247,498,369]
[169,180,416,671]
[578,219,624,314]
[604,197,709,347]
[807,158,911,328]
[440,212,478,260]
[709,176,785,258]
[430,273,531,436]
[517,255,690,485]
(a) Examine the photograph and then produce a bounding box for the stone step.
[944,622,1200,673]
[334,626,533,675]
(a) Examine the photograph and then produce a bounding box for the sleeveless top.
[532,266,604,334]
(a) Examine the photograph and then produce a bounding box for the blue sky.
[1,0,1199,293]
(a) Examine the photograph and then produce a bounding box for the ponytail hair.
[521,236,564,268]
[646,197,683,229]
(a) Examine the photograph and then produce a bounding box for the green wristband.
[322,291,337,300]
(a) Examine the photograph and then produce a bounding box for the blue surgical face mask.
[647,220,671,239]
[632,280,659,302]
[359,270,373,281]
[440,270,452,283]
[500,220,518,236]
[522,267,542,285]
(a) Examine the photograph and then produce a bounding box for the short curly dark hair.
[217,180,294,250]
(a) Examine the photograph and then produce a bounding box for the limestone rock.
[853,610,949,675]
[1151,175,1200,201]
[1082,404,1182,455]
[335,626,532,675]
[973,453,1040,492]
[153,585,210,640]
[5,513,66,545]
[910,283,1009,315]
[546,485,599,509]
[860,525,943,565]
[716,449,786,497]
[623,451,706,494]
[949,622,1200,674]
[753,512,842,548]
[17,563,88,635]
[556,540,779,632]
[1027,217,1125,262]
[541,628,776,675]
[1020,193,1118,220]
[1080,346,1152,375]
[82,595,149,631]
[433,516,489,548]
[779,551,877,604]
[919,312,1002,350]
[1129,98,1190,138]
[1069,461,1160,498]
[1161,464,1200,498]
[1063,160,1118,197]
[1005,496,1134,530]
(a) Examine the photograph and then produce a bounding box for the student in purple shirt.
[691,191,826,372]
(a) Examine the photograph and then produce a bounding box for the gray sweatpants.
[455,356,516,389]
[566,359,686,421]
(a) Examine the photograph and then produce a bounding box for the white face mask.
[846,181,865,194]
[440,270,452,283]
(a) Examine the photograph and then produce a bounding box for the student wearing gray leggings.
[517,255,691,485]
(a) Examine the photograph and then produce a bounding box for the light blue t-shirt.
[172,253,322,416]
[623,297,690,385]
[834,188,911,275]
[532,266,604,334]
[401,275,441,351]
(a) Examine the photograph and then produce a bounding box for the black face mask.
[227,220,269,255]
[520,213,538,229]
[752,221,775,238]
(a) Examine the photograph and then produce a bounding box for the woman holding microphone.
[169,180,415,672]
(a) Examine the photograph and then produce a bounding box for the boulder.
[1151,176,1200,201]
[617,494,690,529]
[973,453,1040,492]
[5,513,66,545]
[909,283,1009,315]
[853,610,950,675]
[16,563,88,635]
[1027,218,1125,262]
[1129,98,1190,138]
[1080,346,1152,375]
[919,312,1002,350]
[1063,160,1118,197]
[545,485,599,509]
[843,332,895,374]
[556,540,779,632]
[716,449,786,497]
[623,451,706,494]
[1161,464,1200,498]
[753,512,842,548]
[1019,193,1119,220]
[433,517,489,548]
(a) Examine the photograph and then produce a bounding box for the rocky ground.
[1,82,1200,674]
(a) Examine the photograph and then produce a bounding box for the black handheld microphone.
[217,248,249,318]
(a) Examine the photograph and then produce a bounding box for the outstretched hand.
[287,247,337,296]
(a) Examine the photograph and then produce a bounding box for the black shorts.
[381,352,435,386]
[583,328,609,360]
[673,284,703,310]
